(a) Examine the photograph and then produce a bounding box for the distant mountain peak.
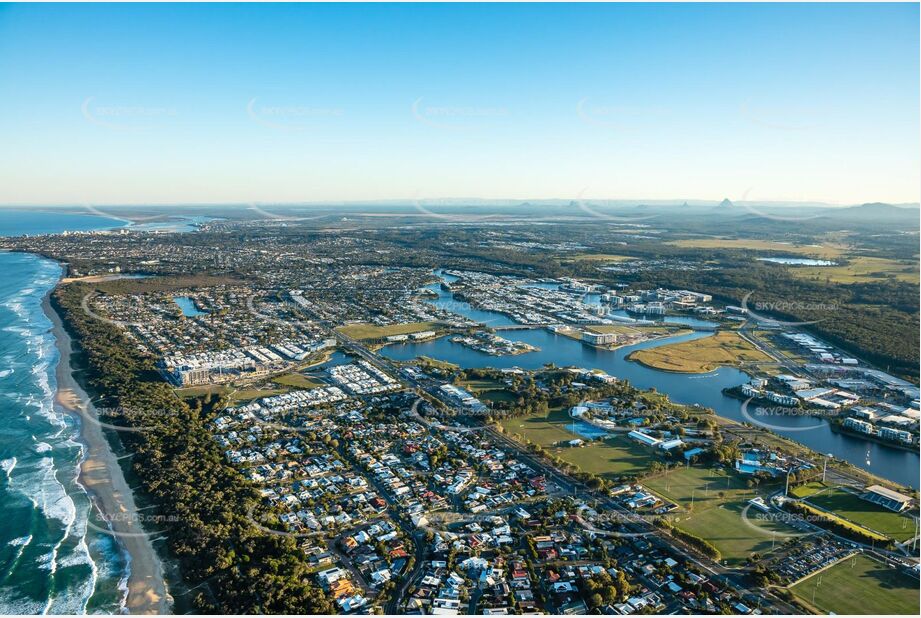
[719,198,734,208]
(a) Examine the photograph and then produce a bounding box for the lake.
[758,257,837,266]
[380,270,920,488]
[174,296,206,317]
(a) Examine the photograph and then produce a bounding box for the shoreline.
[43,290,171,615]
[624,350,724,374]
[828,420,920,454]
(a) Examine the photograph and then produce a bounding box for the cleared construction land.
[271,372,326,389]
[336,321,441,340]
[628,331,771,373]
[585,323,676,337]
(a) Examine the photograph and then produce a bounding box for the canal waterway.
[379,271,920,488]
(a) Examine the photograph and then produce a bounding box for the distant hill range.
[18,199,920,224]
[826,202,920,222]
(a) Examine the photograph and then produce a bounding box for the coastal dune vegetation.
[53,282,334,614]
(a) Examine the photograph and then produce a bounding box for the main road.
[333,332,798,613]
[294,300,799,613]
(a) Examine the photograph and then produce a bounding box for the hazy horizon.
[1,2,918,205]
[2,198,920,210]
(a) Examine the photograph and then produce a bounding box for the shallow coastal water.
[0,253,129,613]
[0,211,128,613]
[128,215,220,233]
[0,210,124,237]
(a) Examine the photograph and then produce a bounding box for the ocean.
[0,210,128,614]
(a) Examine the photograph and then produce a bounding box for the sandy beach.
[43,293,171,615]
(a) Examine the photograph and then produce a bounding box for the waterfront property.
[381,318,920,487]
[174,295,206,316]
[1,201,918,614]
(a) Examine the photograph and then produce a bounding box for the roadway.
[299,305,799,613]
[373,353,796,612]
[737,320,904,494]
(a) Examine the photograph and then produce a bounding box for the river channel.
[378,271,920,488]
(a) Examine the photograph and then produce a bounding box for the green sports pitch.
[803,485,917,543]
[791,554,919,615]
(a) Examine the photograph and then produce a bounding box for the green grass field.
[271,372,325,389]
[668,238,847,258]
[230,386,287,403]
[337,321,441,340]
[789,481,825,499]
[791,554,920,615]
[416,355,460,370]
[461,378,517,403]
[499,407,656,478]
[460,378,509,392]
[645,465,750,511]
[180,382,326,407]
[480,389,517,403]
[790,256,919,284]
[805,485,918,542]
[501,413,810,565]
[645,466,793,565]
[175,383,288,403]
[674,501,794,566]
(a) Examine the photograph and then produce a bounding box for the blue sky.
[0,2,917,205]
